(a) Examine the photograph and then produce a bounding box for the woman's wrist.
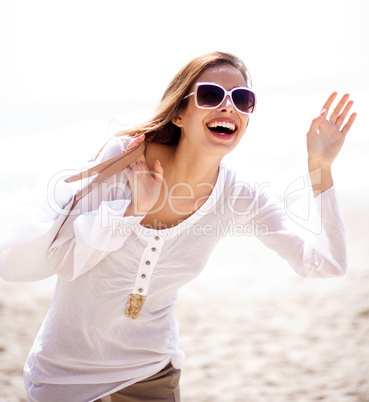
[308,160,333,197]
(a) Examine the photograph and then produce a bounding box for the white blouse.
[16,136,346,402]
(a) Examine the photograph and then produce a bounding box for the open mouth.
[207,121,237,136]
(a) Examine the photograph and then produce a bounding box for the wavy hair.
[116,51,251,145]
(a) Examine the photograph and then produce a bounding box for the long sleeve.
[259,186,347,278]
[301,186,347,277]
[230,181,347,278]
[48,136,144,281]
[0,179,75,282]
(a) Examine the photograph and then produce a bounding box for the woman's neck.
[147,140,222,192]
[169,140,222,187]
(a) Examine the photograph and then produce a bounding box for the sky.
[1,0,368,108]
[0,0,368,192]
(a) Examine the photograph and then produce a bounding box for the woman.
[23,51,355,401]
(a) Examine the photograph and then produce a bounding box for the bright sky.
[0,0,368,194]
[0,0,368,108]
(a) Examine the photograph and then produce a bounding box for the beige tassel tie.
[125,294,147,319]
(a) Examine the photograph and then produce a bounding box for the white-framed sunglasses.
[183,82,256,114]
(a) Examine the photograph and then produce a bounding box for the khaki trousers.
[94,363,181,402]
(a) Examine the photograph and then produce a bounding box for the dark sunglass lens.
[232,89,255,113]
[197,85,224,107]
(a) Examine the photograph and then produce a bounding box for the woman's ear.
[171,115,183,128]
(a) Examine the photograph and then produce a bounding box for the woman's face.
[174,64,250,158]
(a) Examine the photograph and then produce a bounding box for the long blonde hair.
[116,51,251,145]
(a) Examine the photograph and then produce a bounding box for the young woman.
[21,51,355,401]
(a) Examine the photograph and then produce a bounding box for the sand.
[0,189,368,402]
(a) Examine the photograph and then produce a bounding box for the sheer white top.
[19,136,346,402]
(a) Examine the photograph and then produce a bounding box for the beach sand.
[0,189,368,402]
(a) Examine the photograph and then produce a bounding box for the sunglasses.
[183,82,256,114]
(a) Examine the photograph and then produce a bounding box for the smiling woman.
[0,51,357,402]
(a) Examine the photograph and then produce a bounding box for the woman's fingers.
[153,159,164,183]
[325,92,357,136]
[126,157,164,182]
[341,112,357,136]
[122,155,164,215]
[321,91,338,115]
[122,154,145,178]
[313,92,357,136]
[328,93,350,124]
[126,134,145,151]
[123,154,162,183]
[335,100,354,130]
[307,108,327,137]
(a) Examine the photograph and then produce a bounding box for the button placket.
[131,235,164,297]
[125,232,164,319]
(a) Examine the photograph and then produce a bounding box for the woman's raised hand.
[307,92,357,169]
[123,135,164,217]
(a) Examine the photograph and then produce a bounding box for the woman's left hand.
[307,92,357,169]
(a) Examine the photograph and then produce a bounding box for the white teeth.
[207,121,236,131]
